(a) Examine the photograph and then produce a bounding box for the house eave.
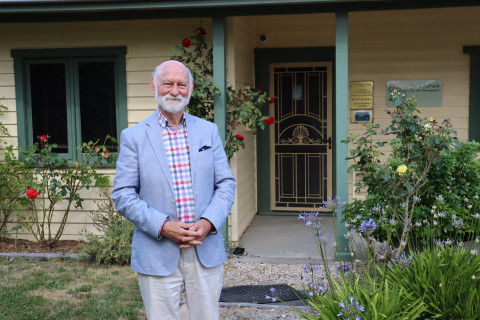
[1,0,480,23]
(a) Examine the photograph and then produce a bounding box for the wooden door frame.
[255,47,336,215]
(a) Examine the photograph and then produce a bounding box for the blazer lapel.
[185,113,199,188]
[145,112,175,196]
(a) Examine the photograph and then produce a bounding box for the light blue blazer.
[112,111,236,276]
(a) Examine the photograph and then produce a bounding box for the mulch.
[0,238,81,254]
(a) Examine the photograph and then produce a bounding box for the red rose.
[235,134,244,141]
[26,187,39,199]
[197,28,207,36]
[268,97,275,104]
[182,38,191,48]
[264,116,275,125]
[40,135,47,141]
[260,88,264,92]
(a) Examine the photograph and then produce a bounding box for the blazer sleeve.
[199,124,236,232]
[111,129,168,239]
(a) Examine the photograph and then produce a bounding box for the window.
[11,47,127,160]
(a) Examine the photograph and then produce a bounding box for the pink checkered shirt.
[158,109,195,223]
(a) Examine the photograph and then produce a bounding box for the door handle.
[322,137,332,149]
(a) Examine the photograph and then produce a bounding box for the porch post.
[335,11,350,261]
[212,16,229,250]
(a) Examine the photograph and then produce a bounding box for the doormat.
[219,284,303,304]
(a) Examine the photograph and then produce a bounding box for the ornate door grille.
[270,62,332,211]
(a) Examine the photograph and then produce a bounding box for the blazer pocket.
[199,145,211,152]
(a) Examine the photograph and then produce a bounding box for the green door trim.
[335,10,350,260]
[254,47,336,216]
[464,46,480,142]
[212,16,229,248]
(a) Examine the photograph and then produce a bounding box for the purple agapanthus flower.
[338,263,351,273]
[299,211,331,245]
[265,287,280,302]
[337,296,365,320]
[392,253,413,270]
[359,218,377,235]
[322,196,346,213]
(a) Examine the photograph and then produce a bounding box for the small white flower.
[471,250,478,256]
[432,205,437,209]
[468,204,473,209]
[445,239,453,246]
[415,222,422,227]
[473,275,476,280]
[457,242,465,248]
[437,252,442,257]
[439,283,442,288]
[433,220,438,226]
[434,214,438,219]
[436,195,444,201]
[464,198,469,202]
[452,214,457,219]
[424,123,432,129]
[472,213,480,219]
[400,241,407,247]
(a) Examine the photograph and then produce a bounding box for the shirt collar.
[157,107,186,129]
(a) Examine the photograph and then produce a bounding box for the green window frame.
[11,47,127,162]
[464,46,480,142]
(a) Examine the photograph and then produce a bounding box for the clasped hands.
[160,219,213,248]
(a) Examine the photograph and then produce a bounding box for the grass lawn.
[0,257,144,320]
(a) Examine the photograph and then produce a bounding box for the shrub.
[21,136,114,247]
[297,275,426,320]
[79,191,134,264]
[0,103,32,238]
[386,245,480,319]
[342,90,458,257]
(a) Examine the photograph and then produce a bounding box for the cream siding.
[0,5,478,244]
[347,7,476,200]
[227,16,258,244]
[0,18,211,240]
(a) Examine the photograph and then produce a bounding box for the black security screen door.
[270,62,332,211]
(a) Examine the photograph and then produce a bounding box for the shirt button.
[171,200,176,204]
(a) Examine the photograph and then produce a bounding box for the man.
[112,60,236,320]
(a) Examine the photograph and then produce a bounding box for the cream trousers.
[137,247,223,320]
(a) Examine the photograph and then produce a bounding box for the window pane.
[78,61,117,151]
[30,63,68,152]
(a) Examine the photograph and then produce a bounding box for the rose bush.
[171,26,274,160]
[20,135,115,247]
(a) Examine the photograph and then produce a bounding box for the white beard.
[156,92,190,115]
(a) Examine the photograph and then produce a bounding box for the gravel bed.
[214,258,344,320]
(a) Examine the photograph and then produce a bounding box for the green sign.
[387,80,442,107]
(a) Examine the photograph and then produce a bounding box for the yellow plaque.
[350,96,373,110]
[351,81,374,96]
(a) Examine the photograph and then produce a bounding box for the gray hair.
[152,60,194,89]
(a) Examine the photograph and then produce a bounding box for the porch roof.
[1,0,479,23]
